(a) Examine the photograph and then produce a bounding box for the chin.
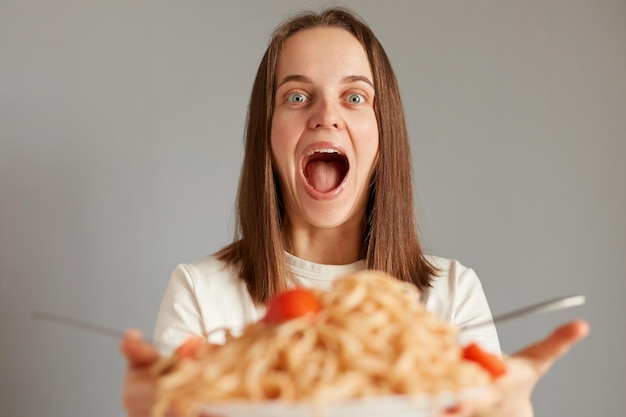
[301,205,363,230]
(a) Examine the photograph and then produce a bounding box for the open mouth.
[303,149,349,193]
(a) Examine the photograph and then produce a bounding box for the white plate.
[198,387,489,417]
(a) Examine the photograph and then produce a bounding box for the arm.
[452,266,501,355]
[425,258,501,354]
[153,264,207,355]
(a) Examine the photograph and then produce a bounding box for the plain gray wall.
[1,1,624,416]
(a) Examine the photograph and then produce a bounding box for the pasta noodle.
[153,270,491,416]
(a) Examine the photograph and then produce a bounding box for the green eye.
[347,93,364,104]
[288,93,307,103]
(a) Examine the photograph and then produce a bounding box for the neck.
[283,222,365,265]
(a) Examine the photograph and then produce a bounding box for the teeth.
[306,149,342,156]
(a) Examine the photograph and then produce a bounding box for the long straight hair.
[217,7,437,304]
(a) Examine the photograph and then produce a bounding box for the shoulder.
[424,255,501,354]
[422,255,487,319]
[173,253,253,309]
[170,254,241,292]
[154,254,258,354]
[425,255,480,289]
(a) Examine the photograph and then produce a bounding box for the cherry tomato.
[462,342,507,379]
[263,288,322,325]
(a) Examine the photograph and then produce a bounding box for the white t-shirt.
[153,253,500,356]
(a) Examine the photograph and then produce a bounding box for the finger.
[175,336,208,359]
[121,328,161,368]
[513,320,589,374]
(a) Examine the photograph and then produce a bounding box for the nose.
[308,97,344,130]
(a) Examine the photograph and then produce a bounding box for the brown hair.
[217,7,437,304]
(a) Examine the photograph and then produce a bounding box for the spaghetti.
[153,270,491,416]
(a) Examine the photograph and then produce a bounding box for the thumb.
[513,320,589,375]
[121,329,160,368]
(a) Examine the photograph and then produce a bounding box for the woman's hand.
[441,319,590,417]
[487,319,590,417]
[121,331,214,417]
[121,329,161,417]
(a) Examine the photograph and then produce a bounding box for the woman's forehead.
[276,27,373,83]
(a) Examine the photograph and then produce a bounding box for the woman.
[122,8,588,417]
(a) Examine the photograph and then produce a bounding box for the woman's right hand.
[121,329,161,417]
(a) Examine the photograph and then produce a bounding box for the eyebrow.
[276,74,374,88]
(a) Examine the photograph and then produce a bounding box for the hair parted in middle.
[217,7,437,304]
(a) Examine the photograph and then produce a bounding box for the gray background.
[1,1,624,416]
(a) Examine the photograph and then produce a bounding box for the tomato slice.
[263,288,322,325]
[462,342,507,379]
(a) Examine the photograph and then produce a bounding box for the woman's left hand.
[442,319,590,417]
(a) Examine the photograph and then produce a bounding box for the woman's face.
[271,27,379,232]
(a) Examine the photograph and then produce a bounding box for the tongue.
[305,160,344,193]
